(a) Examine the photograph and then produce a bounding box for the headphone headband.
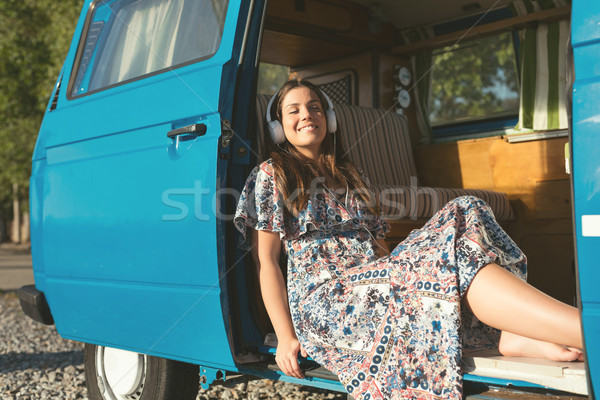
[265,92,278,125]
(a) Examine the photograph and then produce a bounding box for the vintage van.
[17,0,600,399]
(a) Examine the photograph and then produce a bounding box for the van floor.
[463,350,588,396]
[257,345,587,398]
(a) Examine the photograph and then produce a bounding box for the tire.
[84,343,199,400]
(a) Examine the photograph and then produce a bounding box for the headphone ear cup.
[268,120,285,144]
[326,109,337,133]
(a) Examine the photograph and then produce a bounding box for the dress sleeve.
[234,161,287,248]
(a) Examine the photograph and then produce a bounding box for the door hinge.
[221,119,234,148]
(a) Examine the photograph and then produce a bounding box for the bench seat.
[334,102,514,223]
[372,184,514,221]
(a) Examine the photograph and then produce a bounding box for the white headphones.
[266,87,337,145]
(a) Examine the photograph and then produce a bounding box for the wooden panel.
[414,136,575,304]
[491,138,570,219]
[414,140,464,188]
[293,52,374,106]
[383,220,425,254]
[535,179,572,219]
[268,0,353,31]
[263,0,397,57]
[391,6,570,55]
[520,234,576,305]
[260,30,361,67]
[415,137,570,211]
[386,219,426,239]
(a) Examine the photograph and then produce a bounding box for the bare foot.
[499,331,584,362]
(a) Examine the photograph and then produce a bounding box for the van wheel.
[84,343,199,400]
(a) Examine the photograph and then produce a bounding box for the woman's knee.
[444,196,491,214]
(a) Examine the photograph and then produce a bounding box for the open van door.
[29,0,253,368]
[571,0,600,395]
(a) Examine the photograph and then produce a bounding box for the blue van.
[18,0,600,399]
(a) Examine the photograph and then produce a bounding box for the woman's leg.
[464,263,582,350]
[498,331,583,361]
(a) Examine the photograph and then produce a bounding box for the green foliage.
[429,32,520,126]
[257,63,290,95]
[0,177,13,219]
[0,0,80,219]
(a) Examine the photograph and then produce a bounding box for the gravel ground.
[0,291,347,400]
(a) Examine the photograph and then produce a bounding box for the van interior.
[227,0,587,396]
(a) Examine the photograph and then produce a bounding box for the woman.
[234,79,582,400]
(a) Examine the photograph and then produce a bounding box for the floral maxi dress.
[234,160,527,400]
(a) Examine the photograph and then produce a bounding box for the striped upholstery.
[254,95,514,222]
[372,185,514,221]
[335,103,417,187]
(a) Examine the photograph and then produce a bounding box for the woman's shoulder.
[245,158,274,175]
[258,158,275,175]
[245,159,277,189]
[248,159,278,184]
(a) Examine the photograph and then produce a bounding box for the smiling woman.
[262,79,376,218]
[236,77,583,400]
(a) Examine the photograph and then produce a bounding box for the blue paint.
[464,374,549,390]
[30,0,248,372]
[572,0,600,397]
[26,0,600,396]
[432,117,519,139]
[237,366,347,393]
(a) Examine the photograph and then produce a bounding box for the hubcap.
[96,346,146,400]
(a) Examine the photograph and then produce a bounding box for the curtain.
[512,0,570,132]
[89,0,228,92]
[91,0,185,89]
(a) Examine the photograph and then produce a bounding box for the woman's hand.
[276,336,308,379]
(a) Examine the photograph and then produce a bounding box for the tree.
[428,32,520,126]
[257,63,290,95]
[0,0,80,242]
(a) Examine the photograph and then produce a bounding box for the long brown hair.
[265,79,379,216]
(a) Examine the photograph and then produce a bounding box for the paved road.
[0,247,33,291]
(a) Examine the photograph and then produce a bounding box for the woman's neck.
[295,146,322,162]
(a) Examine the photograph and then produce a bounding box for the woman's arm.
[253,229,308,379]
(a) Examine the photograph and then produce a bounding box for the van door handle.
[167,123,207,139]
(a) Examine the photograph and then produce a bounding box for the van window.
[428,32,519,129]
[256,63,289,95]
[69,0,228,97]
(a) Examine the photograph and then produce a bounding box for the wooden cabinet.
[414,136,575,304]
